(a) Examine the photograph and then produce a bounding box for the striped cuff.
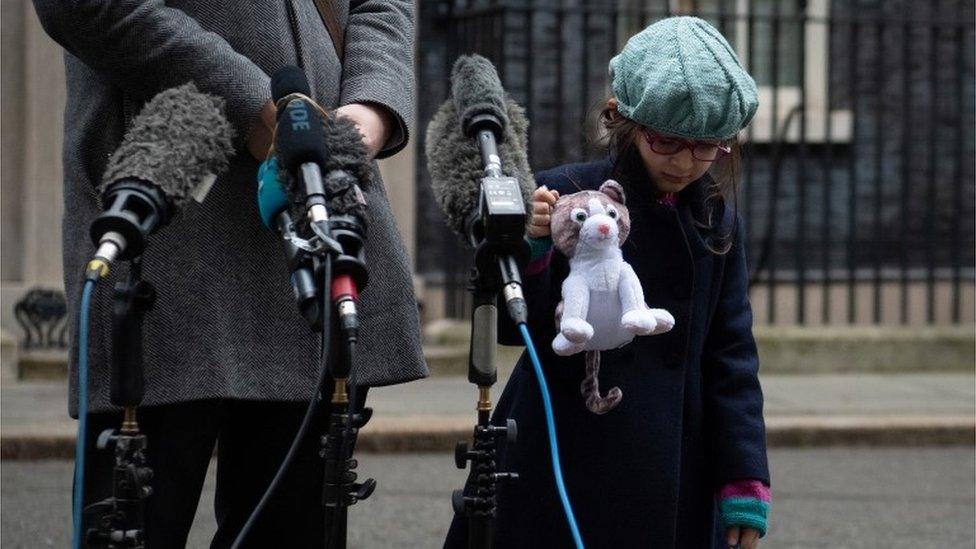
[525,237,554,276]
[528,236,554,260]
[718,480,771,537]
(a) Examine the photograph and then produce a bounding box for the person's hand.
[248,101,393,161]
[247,100,277,161]
[726,526,761,549]
[527,186,560,238]
[334,103,393,159]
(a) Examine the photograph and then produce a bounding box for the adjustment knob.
[505,419,517,443]
[451,489,466,513]
[454,441,469,469]
[352,407,373,428]
[95,429,117,450]
[353,478,376,501]
[487,420,518,443]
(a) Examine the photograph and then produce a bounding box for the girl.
[445,16,769,549]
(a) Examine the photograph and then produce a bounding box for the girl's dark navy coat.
[445,159,770,548]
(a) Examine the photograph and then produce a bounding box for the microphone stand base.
[83,430,153,548]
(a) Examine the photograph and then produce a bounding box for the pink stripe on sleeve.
[718,479,771,503]
[525,249,553,276]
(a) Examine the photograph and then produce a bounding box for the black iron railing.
[416,0,975,325]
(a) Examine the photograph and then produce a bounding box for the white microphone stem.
[477,129,504,178]
[95,231,126,263]
[502,281,524,303]
[309,204,329,223]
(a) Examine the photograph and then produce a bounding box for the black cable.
[231,259,333,549]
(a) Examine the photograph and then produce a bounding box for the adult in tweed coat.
[32,0,427,545]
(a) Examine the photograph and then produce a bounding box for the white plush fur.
[552,196,675,356]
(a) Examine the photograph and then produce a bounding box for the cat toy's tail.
[581,351,622,414]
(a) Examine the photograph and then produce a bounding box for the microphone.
[261,67,372,332]
[271,66,331,229]
[271,67,371,232]
[257,158,320,328]
[451,54,510,141]
[424,55,534,323]
[318,115,371,229]
[88,83,234,277]
[425,55,535,243]
[316,114,371,352]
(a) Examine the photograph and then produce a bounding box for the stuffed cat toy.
[550,180,675,414]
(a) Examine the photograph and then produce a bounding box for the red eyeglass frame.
[640,128,731,162]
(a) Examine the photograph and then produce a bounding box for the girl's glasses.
[640,128,731,162]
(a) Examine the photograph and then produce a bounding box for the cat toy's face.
[551,180,631,257]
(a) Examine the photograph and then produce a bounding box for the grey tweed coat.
[31,0,428,416]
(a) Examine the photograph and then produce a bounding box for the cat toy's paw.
[552,333,586,356]
[648,309,675,334]
[621,309,658,335]
[560,317,594,343]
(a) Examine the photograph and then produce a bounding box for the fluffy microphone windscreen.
[450,54,510,138]
[100,83,235,208]
[321,116,371,225]
[276,114,372,228]
[424,97,534,239]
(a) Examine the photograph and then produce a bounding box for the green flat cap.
[609,16,758,140]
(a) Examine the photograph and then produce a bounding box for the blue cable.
[517,323,585,549]
[72,279,96,549]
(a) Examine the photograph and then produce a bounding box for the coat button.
[665,350,683,369]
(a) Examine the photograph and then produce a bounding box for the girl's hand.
[726,526,761,549]
[527,186,560,238]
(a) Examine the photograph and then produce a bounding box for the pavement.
[3,448,974,547]
[1,372,974,459]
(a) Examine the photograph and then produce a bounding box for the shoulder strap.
[313,0,345,61]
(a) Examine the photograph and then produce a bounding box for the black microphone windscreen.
[271,66,311,103]
[425,97,534,240]
[275,99,329,183]
[100,83,235,208]
[450,55,510,138]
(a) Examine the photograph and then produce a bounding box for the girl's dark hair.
[594,101,741,254]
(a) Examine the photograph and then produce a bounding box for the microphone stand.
[321,214,375,549]
[273,208,375,549]
[83,258,155,548]
[452,122,527,549]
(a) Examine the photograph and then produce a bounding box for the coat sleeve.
[340,0,415,159]
[32,0,270,147]
[702,214,770,487]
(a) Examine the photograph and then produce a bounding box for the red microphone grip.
[331,274,360,303]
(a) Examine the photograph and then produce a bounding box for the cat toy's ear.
[599,179,626,205]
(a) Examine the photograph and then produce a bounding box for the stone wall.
[1,0,66,340]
